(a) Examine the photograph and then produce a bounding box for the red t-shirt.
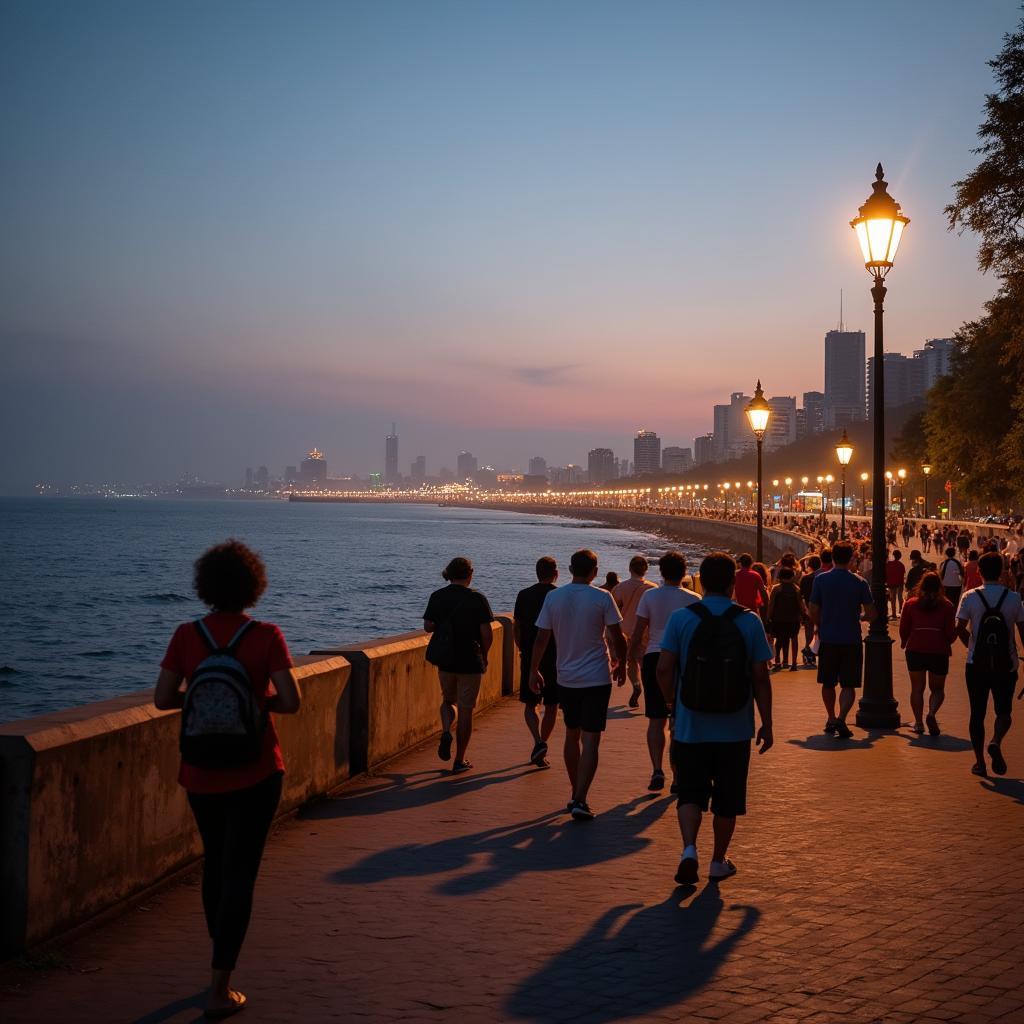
[734,568,764,610]
[898,596,956,655]
[885,560,906,586]
[161,612,292,794]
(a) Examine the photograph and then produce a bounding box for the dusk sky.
[1,0,1018,491]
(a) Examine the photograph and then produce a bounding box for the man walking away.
[627,551,700,792]
[514,556,560,767]
[940,546,965,608]
[613,556,657,708]
[799,555,821,666]
[734,553,767,614]
[423,557,495,774]
[956,551,1024,777]
[657,552,774,884]
[905,549,935,594]
[809,541,877,739]
[531,549,627,821]
[886,549,906,619]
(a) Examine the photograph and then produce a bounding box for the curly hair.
[193,539,268,611]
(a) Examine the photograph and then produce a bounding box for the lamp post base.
[856,633,900,729]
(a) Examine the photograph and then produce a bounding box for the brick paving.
[4,645,1024,1023]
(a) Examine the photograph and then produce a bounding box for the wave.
[80,650,115,658]
[0,665,18,675]
[141,592,192,603]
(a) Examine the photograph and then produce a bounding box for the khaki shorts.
[439,671,482,708]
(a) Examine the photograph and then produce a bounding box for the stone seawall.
[0,621,512,958]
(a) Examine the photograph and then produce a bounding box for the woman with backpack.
[898,572,956,735]
[154,539,301,1020]
[768,567,806,671]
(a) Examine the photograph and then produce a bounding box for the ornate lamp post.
[922,462,931,518]
[722,482,730,518]
[850,163,908,729]
[836,429,854,538]
[860,471,869,515]
[785,477,793,512]
[801,476,809,513]
[897,468,907,515]
[745,381,772,562]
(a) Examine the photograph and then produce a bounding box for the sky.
[0,0,1019,491]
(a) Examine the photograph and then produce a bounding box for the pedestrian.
[154,540,302,1021]
[600,571,620,592]
[627,550,699,792]
[513,556,560,768]
[808,540,877,739]
[530,549,628,820]
[423,556,495,774]
[905,549,935,594]
[939,546,965,608]
[768,567,805,671]
[799,555,822,666]
[899,572,956,735]
[734,553,768,614]
[886,549,906,619]
[955,551,1024,777]
[964,550,982,592]
[613,555,657,708]
[656,552,774,884]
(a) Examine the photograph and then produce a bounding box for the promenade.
[4,646,1024,1024]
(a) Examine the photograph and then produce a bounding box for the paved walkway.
[4,646,1024,1024]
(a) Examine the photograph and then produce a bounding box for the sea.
[0,498,704,723]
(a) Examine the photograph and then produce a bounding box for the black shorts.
[558,684,612,733]
[519,660,559,707]
[966,664,1017,719]
[770,622,800,642]
[817,642,863,688]
[670,740,751,817]
[905,651,950,676]
[641,652,669,720]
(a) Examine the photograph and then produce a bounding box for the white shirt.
[940,557,964,587]
[635,583,701,654]
[956,584,1024,669]
[535,582,622,687]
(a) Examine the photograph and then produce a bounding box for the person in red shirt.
[898,571,956,735]
[963,550,983,592]
[155,540,301,1020]
[734,553,769,615]
[886,549,907,620]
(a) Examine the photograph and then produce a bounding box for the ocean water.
[0,498,704,723]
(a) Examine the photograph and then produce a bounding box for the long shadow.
[127,991,205,1024]
[899,730,973,752]
[787,732,878,752]
[980,777,1024,805]
[301,764,535,820]
[328,794,673,894]
[505,886,760,1022]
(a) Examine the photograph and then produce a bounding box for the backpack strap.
[193,617,256,654]
[194,618,218,653]
[687,603,712,623]
[994,588,1009,613]
[977,590,993,612]
[226,619,257,654]
[722,604,747,623]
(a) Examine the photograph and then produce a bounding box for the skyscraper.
[867,352,927,411]
[693,434,714,466]
[801,391,825,436]
[587,447,616,484]
[299,448,327,488]
[410,455,426,482]
[711,393,755,461]
[457,451,478,480]
[914,337,955,390]
[765,396,797,450]
[384,423,399,484]
[633,430,661,476]
[823,330,866,427]
[661,446,694,474]
[528,456,548,477]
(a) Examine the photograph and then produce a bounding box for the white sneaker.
[674,845,698,885]
[709,858,737,880]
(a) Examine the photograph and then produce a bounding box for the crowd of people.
[150,534,1024,1018]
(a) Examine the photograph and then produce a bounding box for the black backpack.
[679,604,752,714]
[425,618,456,667]
[180,620,266,769]
[975,589,1013,675]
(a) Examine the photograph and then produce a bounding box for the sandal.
[205,992,247,1020]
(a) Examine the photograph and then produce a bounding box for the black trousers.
[187,772,283,971]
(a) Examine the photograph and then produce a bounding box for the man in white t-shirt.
[940,546,965,607]
[613,556,657,708]
[955,551,1024,778]
[531,549,627,821]
[628,550,700,793]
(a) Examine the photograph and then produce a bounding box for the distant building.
[528,456,548,477]
[255,465,269,490]
[712,393,755,461]
[457,451,478,480]
[633,430,661,476]
[410,455,426,483]
[693,434,714,466]
[802,391,825,436]
[245,467,254,489]
[824,329,866,427]
[617,457,632,478]
[285,465,297,484]
[867,352,927,411]
[474,466,498,487]
[385,423,399,484]
[299,448,327,488]
[765,396,797,451]
[522,474,548,490]
[915,337,955,390]
[662,446,694,474]
[588,447,616,484]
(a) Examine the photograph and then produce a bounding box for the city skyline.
[1,2,1018,493]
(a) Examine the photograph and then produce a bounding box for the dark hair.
[808,555,822,570]
[700,551,737,594]
[781,552,796,567]
[738,553,753,568]
[659,550,687,583]
[820,548,834,565]
[891,549,902,561]
[628,555,649,575]
[570,549,598,576]
[832,541,854,566]
[604,571,620,588]
[443,556,473,582]
[968,550,979,561]
[945,546,956,558]
[979,551,1004,581]
[779,567,795,582]
[752,562,769,584]
[535,556,557,582]
[193,539,267,612]
[909,549,922,562]
[916,571,944,609]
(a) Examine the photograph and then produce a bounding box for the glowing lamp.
[744,380,772,439]
[835,429,854,467]
[850,164,909,272]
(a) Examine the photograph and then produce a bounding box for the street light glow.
[850,164,910,271]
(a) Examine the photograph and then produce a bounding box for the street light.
[723,481,730,518]
[897,468,907,515]
[784,477,793,512]
[801,476,809,512]
[922,462,931,518]
[860,471,869,515]
[850,162,908,730]
[745,380,772,562]
[836,429,853,538]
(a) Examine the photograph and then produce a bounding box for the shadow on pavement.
[327,794,673,894]
[505,885,760,1022]
[900,730,974,752]
[787,732,878,751]
[300,764,536,820]
[980,777,1024,804]
[127,991,205,1024]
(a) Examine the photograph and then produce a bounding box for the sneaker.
[628,686,641,709]
[675,846,698,885]
[789,665,799,672]
[669,780,679,795]
[570,801,595,821]
[530,740,548,766]
[709,858,738,880]
[823,720,837,735]
[438,731,453,762]
[451,759,473,774]
[925,714,940,736]
[566,796,575,812]
[771,662,782,672]
[988,742,1008,776]
[648,769,665,792]
[834,722,854,739]
[971,763,988,778]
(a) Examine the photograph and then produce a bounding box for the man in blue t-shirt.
[657,552,774,885]
[808,540,877,739]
